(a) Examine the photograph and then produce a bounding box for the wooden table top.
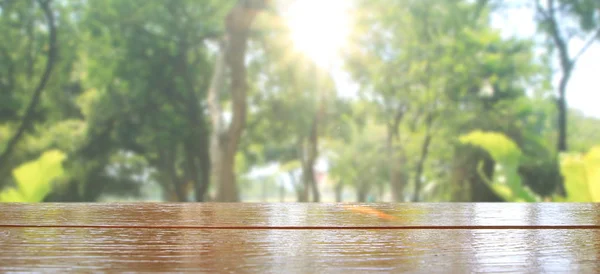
[1,203,599,273]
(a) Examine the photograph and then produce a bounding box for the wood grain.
[1,203,599,228]
[1,227,599,272]
[1,203,599,272]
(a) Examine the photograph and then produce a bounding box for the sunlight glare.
[285,0,352,67]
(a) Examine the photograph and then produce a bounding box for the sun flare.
[285,0,352,67]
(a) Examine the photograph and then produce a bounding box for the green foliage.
[555,0,600,32]
[326,115,388,200]
[460,131,538,202]
[1,0,598,202]
[0,150,67,202]
[560,147,600,202]
[461,130,600,202]
[568,111,600,153]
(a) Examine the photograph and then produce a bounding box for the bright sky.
[282,0,600,118]
[283,0,352,69]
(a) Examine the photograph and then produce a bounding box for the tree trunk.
[184,137,210,202]
[543,0,573,152]
[556,76,570,152]
[450,155,470,202]
[470,156,503,202]
[334,181,343,202]
[196,133,211,202]
[161,147,187,202]
[302,156,317,202]
[412,114,434,202]
[412,134,432,202]
[309,172,320,202]
[288,171,307,202]
[184,141,199,196]
[302,117,320,202]
[357,182,368,202]
[387,109,405,202]
[217,152,239,202]
[295,142,309,202]
[0,0,56,171]
[542,1,600,153]
[208,1,266,202]
[387,127,405,202]
[357,191,367,203]
[177,35,211,202]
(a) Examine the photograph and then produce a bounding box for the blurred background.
[0,0,598,203]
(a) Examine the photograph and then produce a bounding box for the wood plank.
[1,203,599,228]
[1,227,599,272]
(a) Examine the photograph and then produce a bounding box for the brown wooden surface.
[1,203,599,272]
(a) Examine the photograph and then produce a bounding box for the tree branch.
[0,0,57,170]
[534,0,549,20]
[545,0,572,74]
[571,27,600,66]
[0,46,15,93]
[412,113,435,202]
[390,106,405,138]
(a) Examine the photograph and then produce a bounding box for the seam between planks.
[1,225,600,230]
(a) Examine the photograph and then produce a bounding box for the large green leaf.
[460,130,537,202]
[459,131,521,164]
[587,147,600,201]
[0,150,67,202]
[560,146,600,202]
